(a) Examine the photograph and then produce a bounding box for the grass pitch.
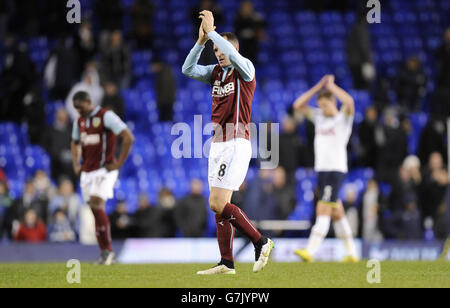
[0,262,449,288]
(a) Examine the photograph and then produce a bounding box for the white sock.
[334,217,357,257]
[306,216,331,256]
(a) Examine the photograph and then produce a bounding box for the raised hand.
[197,21,209,45]
[199,10,215,34]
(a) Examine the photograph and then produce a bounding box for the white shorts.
[208,138,252,191]
[80,168,119,203]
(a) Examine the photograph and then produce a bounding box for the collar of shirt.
[88,106,101,118]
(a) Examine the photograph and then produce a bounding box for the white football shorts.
[208,138,252,191]
[80,168,119,203]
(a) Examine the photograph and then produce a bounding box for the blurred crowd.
[0,0,449,243]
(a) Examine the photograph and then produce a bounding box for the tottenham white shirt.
[311,108,354,173]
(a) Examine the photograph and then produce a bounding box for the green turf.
[0,262,449,288]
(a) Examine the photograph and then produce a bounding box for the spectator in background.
[14,208,47,243]
[358,106,378,168]
[131,0,156,50]
[23,82,46,145]
[395,56,427,112]
[396,195,423,240]
[94,0,124,49]
[174,179,207,237]
[48,209,76,243]
[65,62,104,121]
[44,37,79,101]
[362,180,383,242]
[389,156,422,214]
[110,200,134,239]
[432,28,450,116]
[234,0,266,64]
[152,59,176,122]
[420,152,448,226]
[346,12,376,90]
[244,169,282,223]
[74,21,98,79]
[191,0,224,64]
[43,108,76,185]
[272,167,296,220]
[33,169,57,203]
[436,28,450,88]
[134,194,156,237]
[100,30,131,89]
[279,117,301,185]
[153,188,177,237]
[11,179,48,225]
[0,35,36,122]
[0,180,12,239]
[102,81,125,120]
[48,178,81,229]
[375,109,408,184]
[418,115,447,166]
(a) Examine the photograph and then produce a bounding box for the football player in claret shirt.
[71,91,134,265]
[182,10,274,275]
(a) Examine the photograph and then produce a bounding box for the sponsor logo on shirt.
[212,82,235,98]
[80,133,101,146]
[317,127,336,136]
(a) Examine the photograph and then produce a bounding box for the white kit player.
[292,75,359,263]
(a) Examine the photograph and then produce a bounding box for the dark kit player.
[182,10,274,275]
[71,91,134,265]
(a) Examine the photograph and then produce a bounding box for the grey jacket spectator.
[174,179,207,237]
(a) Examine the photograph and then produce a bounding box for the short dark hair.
[220,32,239,47]
[317,89,334,100]
[73,91,91,105]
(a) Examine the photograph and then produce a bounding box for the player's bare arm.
[104,128,135,172]
[325,75,355,116]
[71,141,82,176]
[293,76,329,117]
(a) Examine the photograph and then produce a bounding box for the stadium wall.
[0,239,448,263]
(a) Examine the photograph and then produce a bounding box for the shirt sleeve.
[182,43,216,84]
[207,31,255,82]
[309,108,321,124]
[72,121,80,142]
[104,111,128,135]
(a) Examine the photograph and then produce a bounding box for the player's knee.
[209,195,226,214]
[89,196,104,210]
